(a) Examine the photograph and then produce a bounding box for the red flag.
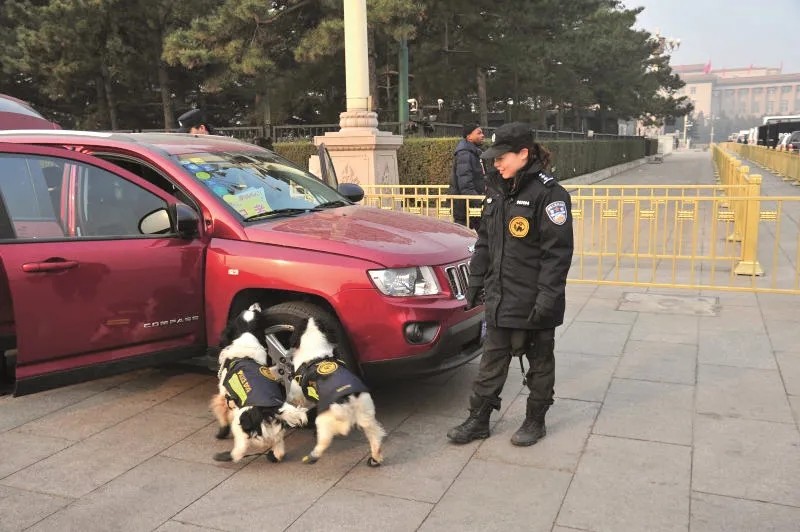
[703,60,712,74]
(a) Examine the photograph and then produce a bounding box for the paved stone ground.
[1,151,799,531]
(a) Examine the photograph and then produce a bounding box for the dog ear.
[248,302,262,313]
[289,318,310,350]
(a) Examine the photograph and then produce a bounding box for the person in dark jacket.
[447,122,574,447]
[448,124,486,230]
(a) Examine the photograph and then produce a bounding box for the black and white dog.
[210,303,308,463]
[288,317,385,467]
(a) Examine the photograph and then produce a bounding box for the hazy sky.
[630,0,800,73]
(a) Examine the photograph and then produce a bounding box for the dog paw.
[266,451,281,463]
[302,454,318,464]
[215,426,231,439]
[213,451,233,462]
[367,457,382,467]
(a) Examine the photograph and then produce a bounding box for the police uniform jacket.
[222,358,285,409]
[295,359,369,412]
[469,162,574,329]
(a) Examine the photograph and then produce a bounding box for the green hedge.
[274,137,647,183]
[273,142,317,169]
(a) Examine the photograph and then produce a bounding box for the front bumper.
[360,310,484,382]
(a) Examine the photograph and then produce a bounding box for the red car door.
[0,144,206,394]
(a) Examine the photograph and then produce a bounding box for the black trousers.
[472,325,556,410]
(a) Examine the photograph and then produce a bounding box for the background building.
[671,64,800,143]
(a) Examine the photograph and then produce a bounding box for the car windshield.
[175,151,346,221]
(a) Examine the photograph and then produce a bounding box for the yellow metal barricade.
[361,160,800,293]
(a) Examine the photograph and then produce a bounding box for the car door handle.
[22,260,79,273]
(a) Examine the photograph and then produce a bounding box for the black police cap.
[481,122,534,159]
[177,109,206,132]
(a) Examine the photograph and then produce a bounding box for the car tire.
[261,301,359,375]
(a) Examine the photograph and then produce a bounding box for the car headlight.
[367,267,441,297]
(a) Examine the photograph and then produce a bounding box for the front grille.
[444,262,471,299]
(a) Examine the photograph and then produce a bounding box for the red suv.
[0,132,483,395]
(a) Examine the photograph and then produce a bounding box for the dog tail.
[278,402,308,427]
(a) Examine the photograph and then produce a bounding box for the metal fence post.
[734,172,764,276]
[727,162,745,242]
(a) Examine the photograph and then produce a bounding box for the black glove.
[466,284,484,309]
[527,304,553,325]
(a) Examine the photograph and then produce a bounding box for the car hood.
[243,206,477,267]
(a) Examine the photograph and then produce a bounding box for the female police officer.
[447,122,574,447]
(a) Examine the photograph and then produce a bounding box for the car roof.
[0,129,262,156]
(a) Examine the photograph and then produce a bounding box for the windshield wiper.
[243,208,310,222]
[313,200,350,210]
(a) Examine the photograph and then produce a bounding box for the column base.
[734,261,764,276]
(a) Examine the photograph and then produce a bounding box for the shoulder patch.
[545,201,568,225]
[538,172,556,187]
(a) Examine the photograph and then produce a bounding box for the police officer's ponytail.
[529,143,552,170]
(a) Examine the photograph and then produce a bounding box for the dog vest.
[295,358,369,412]
[223,358,285,409]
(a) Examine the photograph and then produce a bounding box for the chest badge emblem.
[508,216,529,238]
[317,360,339,375]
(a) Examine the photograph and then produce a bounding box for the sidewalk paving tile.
[286,487,432,532]
[692,414,800,507]
[0,410,209,498]
[175,430,367,531]
[557,322,632,356]
[15,373,209,441]
[556,352,618,402]
[757,294,800,322]
[699,290,759,307]
[696,364,794,423]
[337,413,480,504]
[0,485,72,532]
[698,305,765,333]
[557,434,691,532]
[26,456,230,532]
[154,522,221,532]
[574,297,638,324]
[0,372,144,432]
[764,318,800,352]
[476,396,599,473]
[698,330,777,369]
[629,314,699,344]
[615,340,696,385]
[775,351,800,396]
[0,431,72,479]
[593,378,694,445]
[419,459,571,532]
[690,492,800,532]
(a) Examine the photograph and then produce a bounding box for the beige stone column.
[312,0,402,187]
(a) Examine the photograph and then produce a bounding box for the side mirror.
[174,203,200,238]
[338,182,364,203]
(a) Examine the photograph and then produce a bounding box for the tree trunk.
[100,61,118,130]
[94,77,108,130]
[477,67,487,128]
[158,61,175,129]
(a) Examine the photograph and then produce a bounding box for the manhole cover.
[617,293,720,316]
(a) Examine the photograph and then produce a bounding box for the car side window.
[0,154,66,240]
[74,163,168,238]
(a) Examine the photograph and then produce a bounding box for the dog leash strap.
[518,354,527,387]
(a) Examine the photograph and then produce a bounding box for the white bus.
[762,115,800,125]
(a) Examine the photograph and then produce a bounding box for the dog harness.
[222,358,285,409]
[294,358,369,412]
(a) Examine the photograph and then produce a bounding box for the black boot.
[510,402,548,446]
[447,396,494,444]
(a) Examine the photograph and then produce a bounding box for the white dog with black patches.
[211,303,307,463]
[289,317,385,467]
